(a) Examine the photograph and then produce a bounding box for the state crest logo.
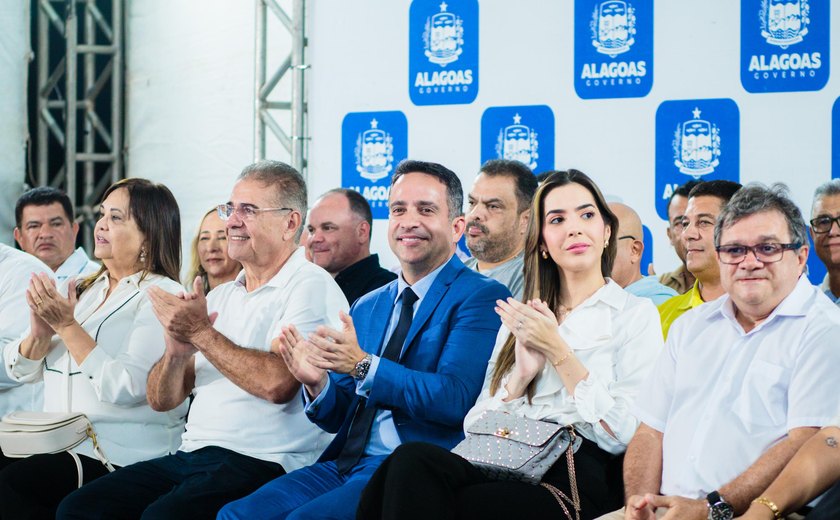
[481,106,554,175]
[342,111,408,219]
[672,107,721,177]
[409,0,479,106]
[654,99,740,220]
[574,0,653,99]
[741,0,829,93]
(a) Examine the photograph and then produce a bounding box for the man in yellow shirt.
[659,180,742,338]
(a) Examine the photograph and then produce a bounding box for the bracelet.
[752,497,782,519]
[551,350,573,366]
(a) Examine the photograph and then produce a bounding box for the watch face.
[709,503,735,520]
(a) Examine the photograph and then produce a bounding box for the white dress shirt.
[55,247,100,282]
[4,271,188,467]
[0,244,53,415]
[180,247,347,471]
[634,275,840,499]
[464,279,663,454]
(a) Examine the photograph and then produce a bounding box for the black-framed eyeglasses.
[715,242,802,265]
[217,204,293,221]
[809,215,840,234]
[617,235,636,241]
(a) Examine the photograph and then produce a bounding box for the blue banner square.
[341,111,408,220]
[480,105,555,175]
[409,0,479,106]
[740,0,829,93]
[833,97,840,179]
[574,0,654,100]
[655,99,740,220]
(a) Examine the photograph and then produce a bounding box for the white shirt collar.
[716,274,812,333]
[233,247,309,292]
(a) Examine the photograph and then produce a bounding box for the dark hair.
[490,169,617,401]
[688,179,742,203]
[392,159,463,219]
[535,171,554,184]
[15,186,74,227]
[478,159,538,214]
[321,188,373,239]
[715,183,807,248]
[670,180,703,202]
[239,160,308,241]
[77,178,181,294]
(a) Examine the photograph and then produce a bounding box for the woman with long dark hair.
[357,170,664,520]
[0,178,188,518]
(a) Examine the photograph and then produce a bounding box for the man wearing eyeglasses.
[611,184,840,520]
[608,202,677,305]
[59,161,349,518]
[658,180,742,338]
[809,179,840,304]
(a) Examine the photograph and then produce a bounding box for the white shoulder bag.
[0,351,115,486]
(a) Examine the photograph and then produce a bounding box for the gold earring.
[541,250,548,259]
[605,239,609,248]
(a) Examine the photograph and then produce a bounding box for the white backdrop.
[0,2,30,245]
[305,0,838,279]
[2,2,836,279]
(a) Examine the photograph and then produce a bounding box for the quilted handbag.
[452,410,580,485]
[0,411,90,457]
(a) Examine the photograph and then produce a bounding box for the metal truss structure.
[254,0,309,176]
[35,0,124,250]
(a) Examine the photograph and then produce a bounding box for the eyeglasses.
[809,215,840,234]
[617,235,636,241]
[217,204,293,221]
[715,242,801,265]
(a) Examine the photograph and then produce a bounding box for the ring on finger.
[517,321,523,331]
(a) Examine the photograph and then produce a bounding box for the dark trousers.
[0,451,114,520]
[808,479,840,520]
[357,438,623,520]
[57,446,286,520]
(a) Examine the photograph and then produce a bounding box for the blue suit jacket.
[308,255,510,461]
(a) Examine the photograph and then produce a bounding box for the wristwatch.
[707,491,735,520]
[352,354,372,380]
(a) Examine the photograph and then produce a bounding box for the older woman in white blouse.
[357,170,664,520]
[0,178,188,519]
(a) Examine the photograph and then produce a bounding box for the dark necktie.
[335,288,419,474]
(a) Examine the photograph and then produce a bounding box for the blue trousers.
[218,456,388,520]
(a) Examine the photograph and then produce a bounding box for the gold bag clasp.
[494,427,511,438]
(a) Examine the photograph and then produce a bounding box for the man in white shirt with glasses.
[59,161,348,519]
[601,184,840,520]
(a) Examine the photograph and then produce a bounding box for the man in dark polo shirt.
[306,189,396,305]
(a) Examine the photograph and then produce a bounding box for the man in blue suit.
[218,160,510,520]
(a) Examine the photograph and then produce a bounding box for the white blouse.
[3,271,188,467]
[464,279,664,454]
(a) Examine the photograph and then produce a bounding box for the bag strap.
[539,427,581,520]
[66,451,84,488]
[85,420,115,472]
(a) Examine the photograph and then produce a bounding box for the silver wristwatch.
[352,354,373,380]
